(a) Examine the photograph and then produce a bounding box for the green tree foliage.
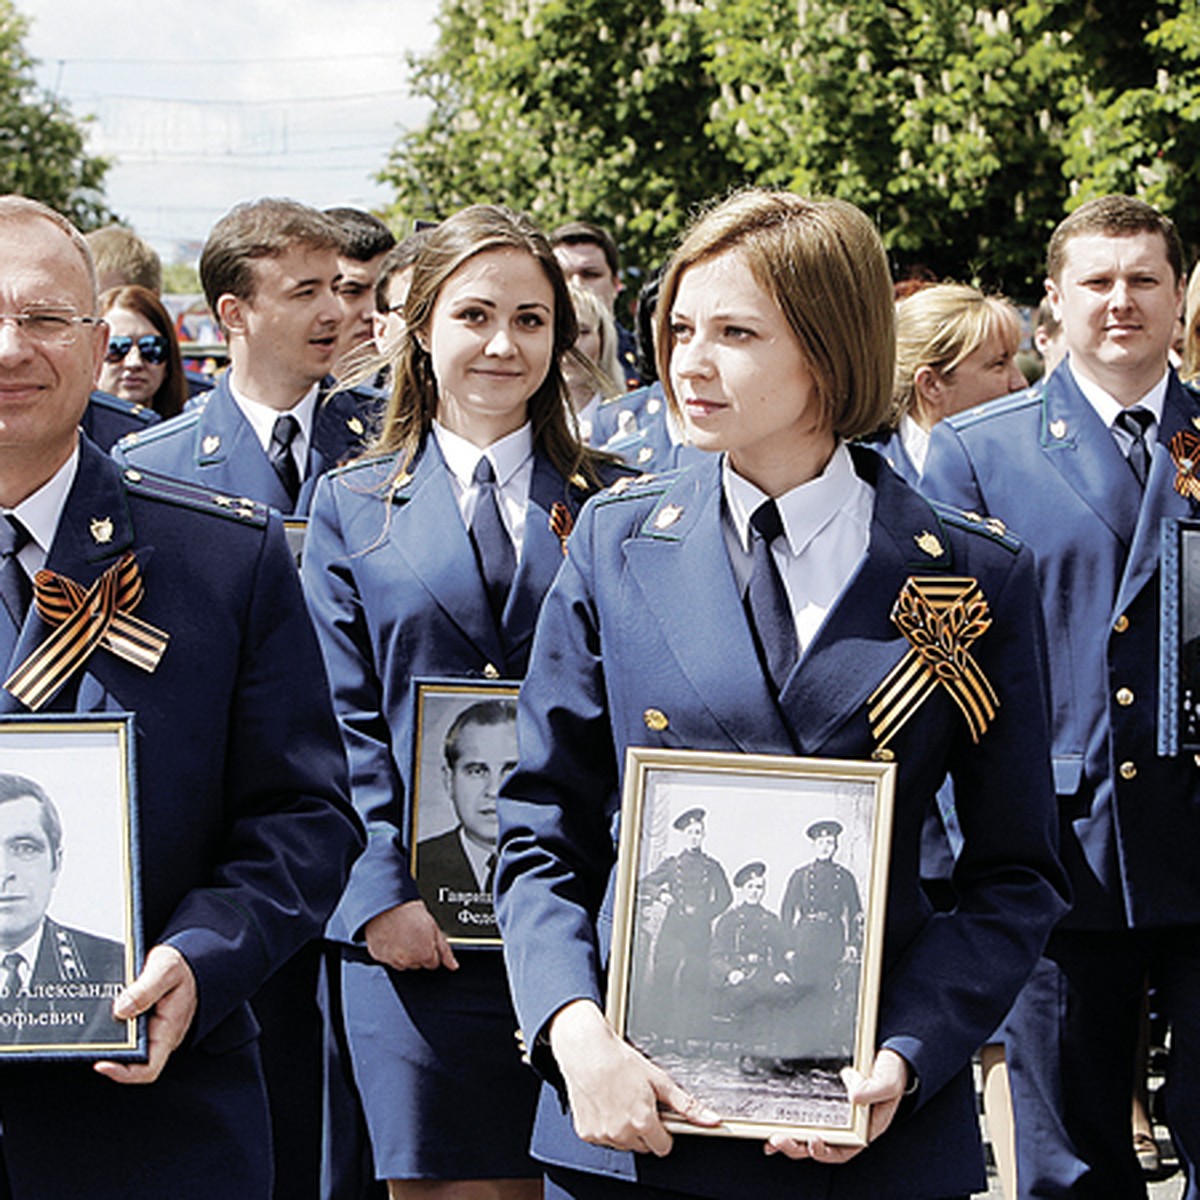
[0,1,112,230]
[386,0,1200,299]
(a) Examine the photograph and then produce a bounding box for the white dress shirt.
[433,421,534,559]
[229,381,319,478]
[722,442,873,654]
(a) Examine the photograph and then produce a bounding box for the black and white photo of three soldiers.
[631,806,864,1076]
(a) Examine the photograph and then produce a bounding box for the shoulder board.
[947,384,1042,432]
[326,451,398,484]
[90,390,158,426]
[595,469,675,504]
[120,466,269,527]
[115,407,200,452]
[928,499,1022,553]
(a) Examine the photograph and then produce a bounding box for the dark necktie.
[269,414,302,510]
[484,852,497,894]
[0,952,23,1001]
[1115,408,1153,487]
[744,499,798,696]
[470,457,515,622]
[0,514,32,629]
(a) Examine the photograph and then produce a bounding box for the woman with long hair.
[495,190,1068,1199]
[302,203,624,1199]
[97,284,187,419]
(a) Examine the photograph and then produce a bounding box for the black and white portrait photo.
[0,717,140,1059]
[410,681,519,946]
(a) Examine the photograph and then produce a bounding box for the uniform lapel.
[778,447,948,755]
[1,440,136,715]
[1038,364,1141,547]
[196,377,294,512]
[501,453,574,665]
[622,457,792,752]
[1115,372,1200,616]
[303,383,375,509]
[387,438,505,668]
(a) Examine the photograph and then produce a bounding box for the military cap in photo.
[673,807,706,830]
[733,861,766,887]
[806,819,843,840]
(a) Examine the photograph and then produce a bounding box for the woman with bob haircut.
[495,189,1068,1200]
[866,283,1025,483]
[97,284,187,419]
[302,203,625,1199]
[564,283,624,440]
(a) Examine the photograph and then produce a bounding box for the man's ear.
[217,293,247,337]
[1045,277,1064,325]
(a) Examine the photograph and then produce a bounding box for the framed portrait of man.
[607,746,895,1147]
[0,714,143,1061]
[408,678,520,947]
[1159,516,1200,753]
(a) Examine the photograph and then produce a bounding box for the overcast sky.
[22,0,438,262]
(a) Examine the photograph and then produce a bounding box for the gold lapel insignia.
[202,434,221,455]
[647,397,662,415]
[643,708,669,732]
[483,662,500,680]
[637,446,654,464]
[914,530,943,558]
[549,501,574,555]
[868,575,998,754]
[569,472,587,490]
[347,416,365,436]
[653,503,683,530]
[89,516,113,545]
[1049,418,1067,440]
[1169,430,1200,501]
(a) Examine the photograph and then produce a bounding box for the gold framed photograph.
[0,714,144,1061]
[408,678,521,947]
[607,746,895,1146]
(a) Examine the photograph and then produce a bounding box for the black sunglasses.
[105,334,168,365]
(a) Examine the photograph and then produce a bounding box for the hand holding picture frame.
[606,746,895,1146]
[0,714,144,1061]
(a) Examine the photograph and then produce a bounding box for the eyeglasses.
[0,310,102,345]
[104,334,168,365]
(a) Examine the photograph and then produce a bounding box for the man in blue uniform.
[923,194,1200,1198]
[113,198,381,517]
[0,195,361,1199]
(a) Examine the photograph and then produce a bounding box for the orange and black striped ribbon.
[549,501,574,555]
[1169,430,1200,501]
[4,552,168,710]
[868,576,998,752]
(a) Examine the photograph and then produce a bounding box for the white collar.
[433,420,533,489]
[1,445,79,570]
[228,380,320,453]
[1068,360,1168,430]
[723,441,864,556]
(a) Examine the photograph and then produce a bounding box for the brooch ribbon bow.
[1169,430,1200,501]
[4,552,169,711]
[549,501,574,555]
[867,576,998,751]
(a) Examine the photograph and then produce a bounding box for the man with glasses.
[112,198,382,517]
[0,195,360,1200]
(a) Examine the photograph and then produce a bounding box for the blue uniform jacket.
[589,382,683,474]
[83,389,160,451]
[496,447,1069,1199]
[111,372,382,516]
[302,436,621,947]
[858,426,921,486]
[0,438,361,1199]
[923,363,1200,930]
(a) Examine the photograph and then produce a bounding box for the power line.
[41,52,409,67]
[69,89,412,107]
